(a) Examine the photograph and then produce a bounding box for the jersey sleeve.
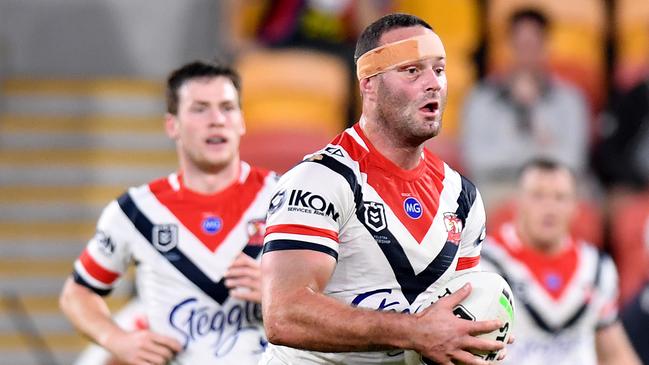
[596,253,620,329]
[263,158,355,260]
[72,198,133,296]
[456,186,487,272]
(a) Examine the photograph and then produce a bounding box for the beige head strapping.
[356,34,446,80]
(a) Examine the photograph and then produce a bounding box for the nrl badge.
[152,224,178,252]
[364,201,387,232]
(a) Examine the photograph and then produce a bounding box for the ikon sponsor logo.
[287,190,340,221]
[268,190,287,215]
[94,230,114,256]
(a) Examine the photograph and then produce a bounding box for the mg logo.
[403,197,423,219]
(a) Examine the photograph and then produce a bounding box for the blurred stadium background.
[0,0,648,364]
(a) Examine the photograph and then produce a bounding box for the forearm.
[265,286,418,352]
[596,322,642,365]
[59,278,125,349]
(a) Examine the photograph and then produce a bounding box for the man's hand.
[102,328,182,365]
[414,283,505,365]
[224,253,262,303]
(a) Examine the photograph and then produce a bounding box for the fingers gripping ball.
[406,271,515,365]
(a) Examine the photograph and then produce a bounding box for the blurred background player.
[461,8,589,209]
[59,60,277,365]
[481,158,640,365]
[260,13,507,365]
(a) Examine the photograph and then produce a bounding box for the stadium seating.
[236,49,349,172]
[236,48,348,136]
[0,78,159,364]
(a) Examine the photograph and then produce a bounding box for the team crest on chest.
[247,218,266,246]
[364,201,387,232]
[443,212,463,245]
[152,224,178,252]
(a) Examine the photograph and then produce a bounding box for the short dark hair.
[354,13,433,64]
[519,157,574,179]
[166,60,241,115]
[508,8,549,34]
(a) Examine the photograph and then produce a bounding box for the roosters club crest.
[364,202,387,232]
[247,218,266,246]
[443,213,463,245]
[153,224,178,252]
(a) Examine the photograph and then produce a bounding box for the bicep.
[262,249,337,297]
[60,277,111,318]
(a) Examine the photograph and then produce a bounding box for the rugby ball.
[404,271,515,365]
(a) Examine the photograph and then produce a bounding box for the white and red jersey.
[72,162,278,364]
[481,222,619,365]
[261,125,487,364]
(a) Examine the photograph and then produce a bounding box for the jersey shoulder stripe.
[263,239,339,260]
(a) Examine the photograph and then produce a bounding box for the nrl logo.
[364,201,387,232]
[152,224,179,252]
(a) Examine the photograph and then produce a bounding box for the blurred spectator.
[593,79,649,192]
[482,158,641,365]
[485,0,606,113]
[461,8,589,208]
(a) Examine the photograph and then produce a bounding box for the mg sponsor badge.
[202,216,222,235]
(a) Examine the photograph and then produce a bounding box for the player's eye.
[190,104,207,112]
[434,67,445,76]
[406,67,419,74]
[222,103,237,112]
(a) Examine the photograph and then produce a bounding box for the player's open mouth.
[206,137,227,145]
[420,101,439,114]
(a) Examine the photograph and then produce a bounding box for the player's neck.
[360,115,424,170]
[181,159,240,195]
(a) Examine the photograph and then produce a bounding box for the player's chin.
[421,120,442,139]
[196,156,232,173]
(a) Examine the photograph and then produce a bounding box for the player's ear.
[164,113,180,140]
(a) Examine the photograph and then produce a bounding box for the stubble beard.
[376,81,444,146]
